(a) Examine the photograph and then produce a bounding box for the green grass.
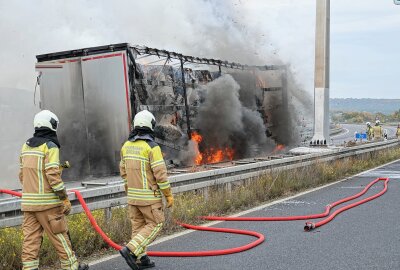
[1,146,400,269]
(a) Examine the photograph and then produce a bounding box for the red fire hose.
[304,177,389,231]
[201,177,389,224]
[0,177,390,256]
[0,188,264,256]
[70,189,265,256]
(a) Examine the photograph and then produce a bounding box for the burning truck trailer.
[35,43,289,182]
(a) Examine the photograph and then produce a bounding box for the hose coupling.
[304,222,315,232]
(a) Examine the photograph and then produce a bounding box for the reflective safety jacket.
[120,139,170,206]
[396,128,400,137]
[373,126,383,138]
[366,126,373,138]
[19,142,64,211]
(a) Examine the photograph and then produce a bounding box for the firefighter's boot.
[137,255,155,269]
[120,246,139,270]
[79,263,90,270]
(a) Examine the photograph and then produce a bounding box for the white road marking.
[89,158,400,266]
[331,128,349,138]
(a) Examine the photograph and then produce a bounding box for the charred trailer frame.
[35,43,287,181]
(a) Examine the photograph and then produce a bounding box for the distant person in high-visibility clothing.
[366,122,373,141]
[19,110,88,270]
[396,124,400,139]
[372,120,383,141]
[119,110,174,270]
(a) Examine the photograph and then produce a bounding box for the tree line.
[331,110,400,124]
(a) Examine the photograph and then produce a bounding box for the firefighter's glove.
[62,199,72,215]
[161,187,174,208]
[124,183,128,194]
[55,188,68,200]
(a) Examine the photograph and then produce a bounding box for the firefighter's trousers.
[22,206,78,270]
[127,203,164,258]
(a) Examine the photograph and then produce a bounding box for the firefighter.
[366,122,373,141]
[119,110,174,270]
[19,110,88,270]
[372,120,383,140]
[397,124,400,139]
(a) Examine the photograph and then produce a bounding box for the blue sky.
[0,0,398,98]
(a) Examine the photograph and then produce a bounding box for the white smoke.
[0,88,39,189]
[0,0,315,92]
[0,0,315,183]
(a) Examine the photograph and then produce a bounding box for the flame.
[273,144,285,153]
[191,131,235,165]
[191,131,203,144]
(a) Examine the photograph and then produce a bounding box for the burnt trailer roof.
[36,43,130,62]
[36,43,285,71]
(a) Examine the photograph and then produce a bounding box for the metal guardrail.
[0,139,398,228]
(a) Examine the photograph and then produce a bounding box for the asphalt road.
[91,160,400,270]
[331,124,397,145]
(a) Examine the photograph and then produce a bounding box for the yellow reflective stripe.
[52,182,65,191]
[151,159,164,165]
[22,200,61,205]
[134,223,163,255]
[22,260,39,266]
[128,188,154,192]
[123,155,149,162]
[21,151,45,157]
[23,192,59,197]
[127,189,161,196]
[129,239,140,248]
[58,234,77,269]
[141,161,148,189]
[37,157,44,194]
[60,258,79,268]
[21,201,61,205]
[158,181,170,190]
[134,234,145,241]
[22,201,60,205]
[151,160,165,168]
[45,162,60,169]
[128,195,162,201]
[22,193,60,205]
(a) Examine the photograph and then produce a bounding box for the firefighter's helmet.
[376,120,381,125]
[33,110,59,131]
[133,110,156,131]
[366,122,371,126]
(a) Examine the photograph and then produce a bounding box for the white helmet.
[33,110,59,131]
[133,110,156,131]
[376,120,380,125]
[366,122,371,126]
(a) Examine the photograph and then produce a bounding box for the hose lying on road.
[304,177,389,231]
[0,177,389,256]
[201,177,390,232]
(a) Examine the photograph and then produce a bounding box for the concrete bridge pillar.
[311,0,330,146]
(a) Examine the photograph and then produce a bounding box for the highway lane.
[91,159,400,270]
[331,123,397,146]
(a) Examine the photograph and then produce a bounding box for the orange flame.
[191,131,235,165]
[273,144,285,153]
[191,131,203,144]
